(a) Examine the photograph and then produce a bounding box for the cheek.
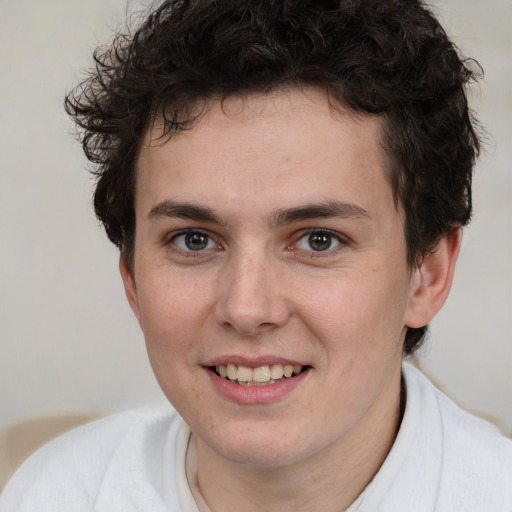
[136,272,214,353]
[297,266,410,353]
[136,273,214,405]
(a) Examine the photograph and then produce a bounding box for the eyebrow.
[147,201,226,225]
[271,201,370,226]
[147,199,370,226]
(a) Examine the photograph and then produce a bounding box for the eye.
[172,231,218,252]
[294,230,343,252]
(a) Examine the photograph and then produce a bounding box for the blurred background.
[1,0,511,445]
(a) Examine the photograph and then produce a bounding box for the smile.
[213,364,307,386]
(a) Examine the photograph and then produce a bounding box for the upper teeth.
[216,364,303,383]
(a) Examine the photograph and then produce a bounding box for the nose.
[214,250,292,336]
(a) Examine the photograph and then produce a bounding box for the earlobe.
[119,255,142,324]
[404,229,461,329]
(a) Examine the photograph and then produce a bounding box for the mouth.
[210,363,310,386]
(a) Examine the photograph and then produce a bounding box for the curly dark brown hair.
[65,0,481,355]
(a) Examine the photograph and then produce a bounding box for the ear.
[404,228,461,329]
[119,255,142,325]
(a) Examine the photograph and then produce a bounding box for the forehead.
[135,87,393,220]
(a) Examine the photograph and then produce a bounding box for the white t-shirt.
[1,364,511,511]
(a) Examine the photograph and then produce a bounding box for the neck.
[194,372,404,512]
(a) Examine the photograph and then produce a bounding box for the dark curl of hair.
[65,0,481,355]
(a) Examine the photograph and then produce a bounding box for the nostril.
[214,267,292,334]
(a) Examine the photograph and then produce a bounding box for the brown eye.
[173,231,215,251]
[184,232,209,250]
[294,230,343,253]
[308,232,333,251]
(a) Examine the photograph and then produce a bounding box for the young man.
[1,0,511,510]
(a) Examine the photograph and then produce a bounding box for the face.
[123,87,427,468]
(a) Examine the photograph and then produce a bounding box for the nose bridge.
[215,243,290,335]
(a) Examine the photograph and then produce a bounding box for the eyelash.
[165,228,348,258]
[291,228,348,255]
[166,230,221,255]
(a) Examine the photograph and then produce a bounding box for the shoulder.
[0,405,183,512]
[404,363,512,509]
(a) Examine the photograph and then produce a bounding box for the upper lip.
[204,355,307,368]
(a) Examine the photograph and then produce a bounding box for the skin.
[121,87,460,512]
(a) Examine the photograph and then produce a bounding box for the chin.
[199,421,325,469]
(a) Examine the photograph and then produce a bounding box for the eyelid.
[165,228,223,254]
[289,228,350,254]
[162,227,349,256]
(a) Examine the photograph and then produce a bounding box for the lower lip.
[205,368,310,405]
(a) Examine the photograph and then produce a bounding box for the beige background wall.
[1,0,511,433]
